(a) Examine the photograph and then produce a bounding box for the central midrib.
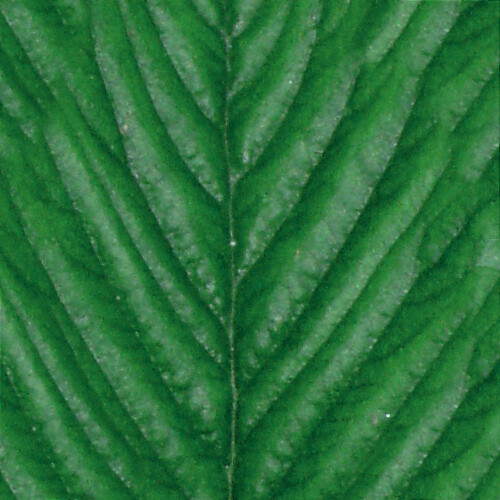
[222,5,238,499]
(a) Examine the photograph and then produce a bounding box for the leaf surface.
[0,0,498,498]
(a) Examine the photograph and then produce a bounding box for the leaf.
[0,0,498,498]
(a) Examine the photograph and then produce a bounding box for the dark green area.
[0,0,498,498]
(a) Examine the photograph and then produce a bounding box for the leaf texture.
[0,0,498,499]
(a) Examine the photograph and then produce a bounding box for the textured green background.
[0,0,498,498]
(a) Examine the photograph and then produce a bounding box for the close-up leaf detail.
[0,0,498,499]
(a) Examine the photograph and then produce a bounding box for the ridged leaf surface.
[0,0,498,498]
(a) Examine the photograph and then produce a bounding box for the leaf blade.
[0,1,498,498]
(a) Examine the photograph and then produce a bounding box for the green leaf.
[0,0,498,498]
